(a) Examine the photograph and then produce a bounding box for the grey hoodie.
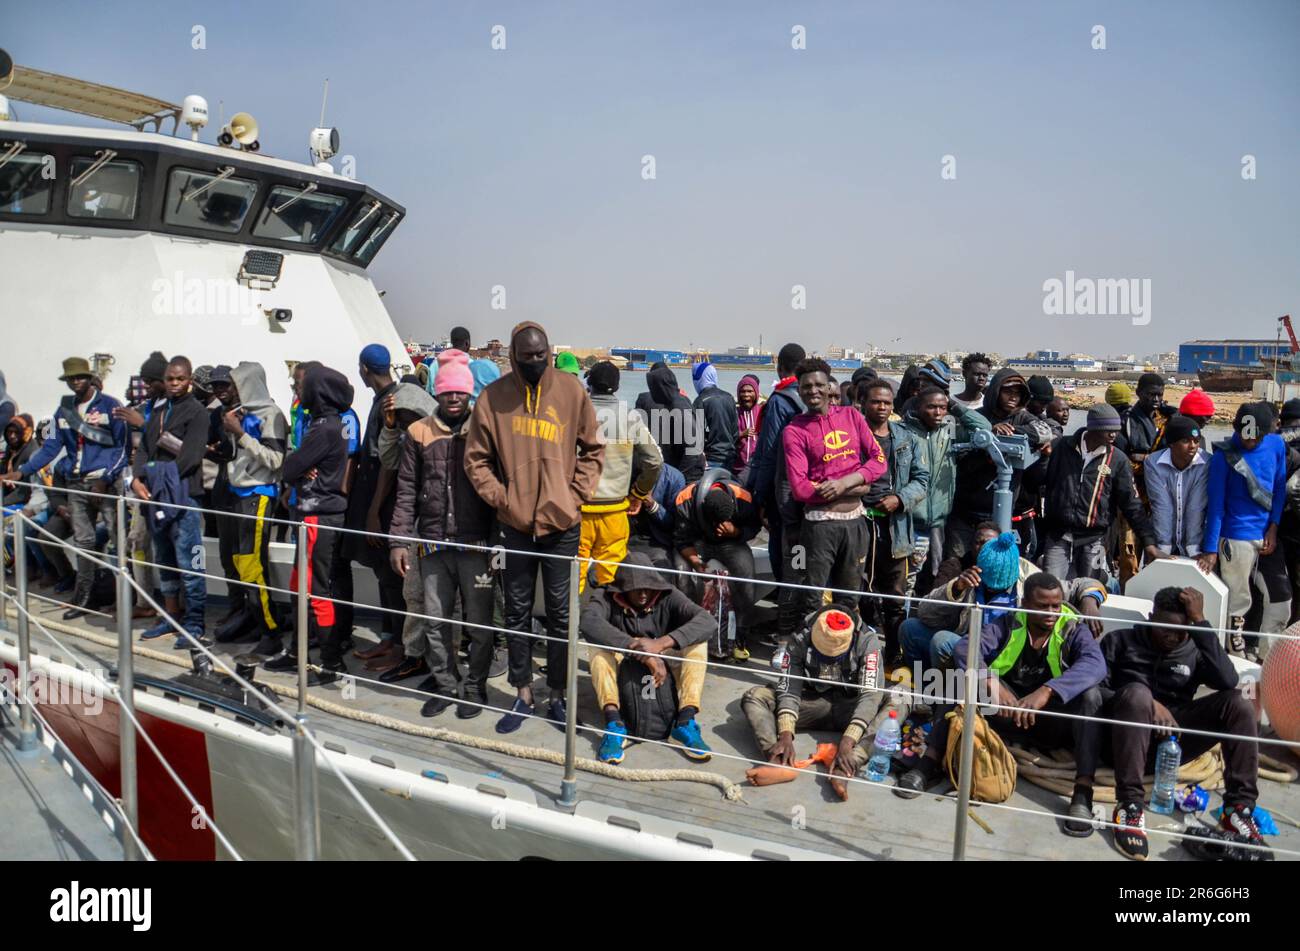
[377,383,437,470]
[226,361,288,490]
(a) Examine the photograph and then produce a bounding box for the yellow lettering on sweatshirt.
[512,414,562,444]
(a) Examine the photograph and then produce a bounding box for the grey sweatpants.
[411,548,495,696]
[1218,537,1291,655]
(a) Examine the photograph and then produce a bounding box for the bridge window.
[67,157,141,221]
[163,167,258,233]
[0,152,53,215]
[252,185,348,245]
[355,209,399,265]
[331,201,381,255]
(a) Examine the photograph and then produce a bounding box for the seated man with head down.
[1101,586,1269,861]
[742,604,907,790]
[895,572,1106,841]
[580,551,717,764]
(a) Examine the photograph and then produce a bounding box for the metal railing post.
[13,515,37,751]
[558,557,580,808]
[952,604,983,860]
[116,494,141,860]
[292,521,319,859]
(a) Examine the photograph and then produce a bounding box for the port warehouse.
[610,349,862,369]
[1179,339,1290,373]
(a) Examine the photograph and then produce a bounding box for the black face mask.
[517,359,546,386]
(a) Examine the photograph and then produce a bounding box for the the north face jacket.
[463,321,605,536]
[777,608,906,744]
[390,410,492,546]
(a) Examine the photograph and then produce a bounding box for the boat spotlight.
[238,249,284,287]
[309,126,339,165]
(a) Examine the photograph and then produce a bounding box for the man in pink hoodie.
[782,357,888,616]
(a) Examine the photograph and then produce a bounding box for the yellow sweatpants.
[588,640,709,712]
[578,509,630,592]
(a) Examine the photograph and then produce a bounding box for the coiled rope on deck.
[1010,745,1298,804]
[3,607,744,801]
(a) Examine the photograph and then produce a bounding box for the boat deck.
[15,591,1300,862]
[0,722,125,861]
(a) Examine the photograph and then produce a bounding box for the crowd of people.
[1,330,1285,860]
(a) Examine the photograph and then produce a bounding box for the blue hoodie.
[1204,432,1287,550]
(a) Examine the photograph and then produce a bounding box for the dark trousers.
[332,531,405,638]
[775,520,805,640]
[501,524,580,691]
[929,685,1105,782]
[291,513,345,664]
[67,480,117,604]
[801,515,868,616]
[862,515,908,655]
[1108,682,1259,808]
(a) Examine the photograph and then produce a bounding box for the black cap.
[1027,375,1054,402]
[1163,414,1200,444]
[1282,399,1300,424]
[586,360,620,393]
[209,365,233,385]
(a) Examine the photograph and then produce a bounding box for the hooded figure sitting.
[742,604,907,787]
[579,551,716,764]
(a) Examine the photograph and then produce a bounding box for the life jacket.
[988,605,1078,680]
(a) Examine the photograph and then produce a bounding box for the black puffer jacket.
[953,367,1052,518]
[389,411,492,546]
[283,366,353,516]
[1041,433,1154,544]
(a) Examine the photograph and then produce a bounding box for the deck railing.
[2,483,1296,861]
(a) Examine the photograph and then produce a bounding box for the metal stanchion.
[292,522,319,859]
[558,557,581,808]
[951,604,983,860]
[116,495,141,860]
[14,515,37,751]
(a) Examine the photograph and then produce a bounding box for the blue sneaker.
[140,617,175,640]
[670,718,713,762]
[598,722,629,765]
[495,697,534,735]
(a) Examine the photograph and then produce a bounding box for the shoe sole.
[1061,821,1095,838]
[670,736,712,762]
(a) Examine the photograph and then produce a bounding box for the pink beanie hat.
[434,348,474,396]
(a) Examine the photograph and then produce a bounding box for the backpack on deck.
[943,705,1017,803]
[617,655,679,741]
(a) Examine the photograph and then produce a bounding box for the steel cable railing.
[31,512,1300,754]
[18,480,1300,643]
[4,484,1298,861]
[1,509,418,862]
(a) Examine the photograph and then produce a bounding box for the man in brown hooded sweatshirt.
[464,322,605,733]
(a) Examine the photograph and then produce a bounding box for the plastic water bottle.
[1149,734,1181,815]
[864,711,902,782]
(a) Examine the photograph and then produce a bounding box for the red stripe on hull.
[35,680,218,861]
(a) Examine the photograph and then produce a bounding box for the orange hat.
[810,608,855,658]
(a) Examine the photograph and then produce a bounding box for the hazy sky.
[10,1,1299,357]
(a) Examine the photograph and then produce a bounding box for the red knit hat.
[1179,388,1215,418]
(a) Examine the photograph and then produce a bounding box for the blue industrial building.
[610,348,688,367]
[1178,340,1287,373]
